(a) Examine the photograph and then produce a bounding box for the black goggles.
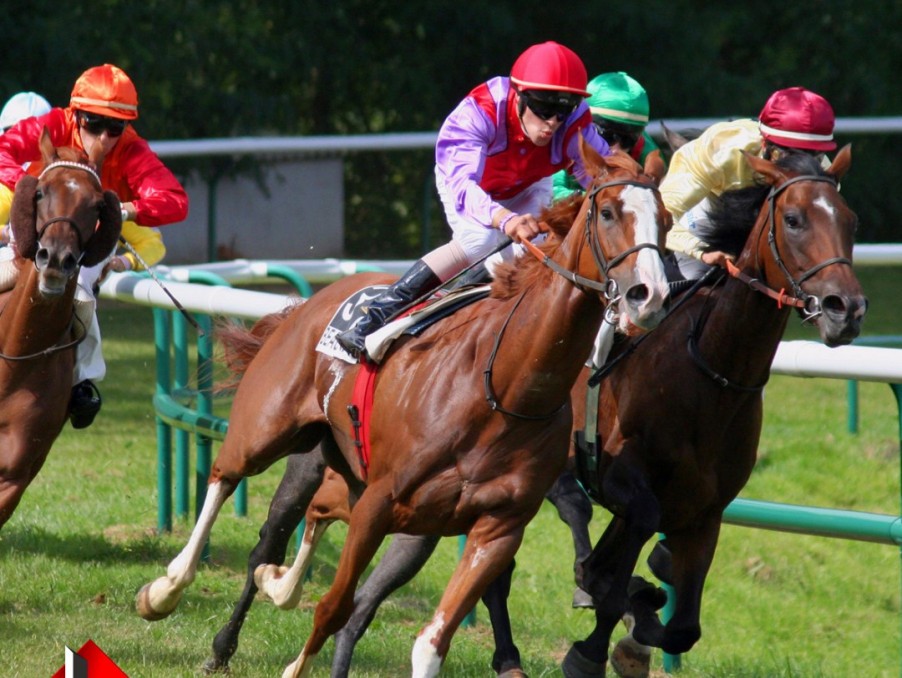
[523,94,579,123]
[595,123,640,151]
[77,111,128,137]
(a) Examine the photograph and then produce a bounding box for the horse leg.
[546,470,594,608]
[282,482,395,678]
[564,467,660,677]
[204,450,327,674]
[136,477,238,621]
[331,533,441,678]
[480,558,526,677]
[410,521,526,678]
[0,443,51,529]
[631,520,720,655]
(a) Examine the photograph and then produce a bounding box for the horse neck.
[0,265,76,358]
[488,225,606,414]
[699,222,793,382]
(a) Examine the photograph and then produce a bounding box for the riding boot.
[69,379,102,429]
[336,259,441,358]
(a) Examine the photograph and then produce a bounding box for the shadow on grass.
[0,525,173,565]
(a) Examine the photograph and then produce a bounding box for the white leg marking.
[411,613,446,678]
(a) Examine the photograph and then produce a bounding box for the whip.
[116,236,205,335]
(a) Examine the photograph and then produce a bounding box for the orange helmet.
[510,41,590,97]
[70,64,139,120]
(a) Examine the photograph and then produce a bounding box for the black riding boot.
[336,259,441,358]
[69,379,102,429]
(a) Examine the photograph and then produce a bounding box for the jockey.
[337,41,612,359]
[661,86,836,280]
[0,92,52,133]
[0,64,188,428]
[552,71,660,201]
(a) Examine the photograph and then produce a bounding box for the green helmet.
[587,72,649,129]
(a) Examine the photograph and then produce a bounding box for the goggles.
[522,93,579,123]
[77,111,128,137]
[595,122,640,152]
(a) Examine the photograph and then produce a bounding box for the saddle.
[316,283,491,364]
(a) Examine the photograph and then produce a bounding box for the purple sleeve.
[564,109,611,190]
[434,97,500,228]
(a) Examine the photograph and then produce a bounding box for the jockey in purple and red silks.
[338,40,612,359]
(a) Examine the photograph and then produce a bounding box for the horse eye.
[35,189,44,200]
[600,207,615,221]
[784,213,801,229]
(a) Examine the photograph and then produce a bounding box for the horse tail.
[215,306,296,391]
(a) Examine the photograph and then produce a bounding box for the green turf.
[0,265,899,677]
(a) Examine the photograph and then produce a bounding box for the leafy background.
[2,1,899,256]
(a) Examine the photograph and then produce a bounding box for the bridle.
[726,173,852,323]
[485,175,664,420]
[35,161,103,267]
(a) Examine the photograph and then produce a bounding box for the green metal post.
[264,264,314,297]
[153,308,173,533]
[847,380,859,434]
[174,312,190,520]
[458,535,476,628]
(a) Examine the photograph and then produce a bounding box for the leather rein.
[484,177,663,420]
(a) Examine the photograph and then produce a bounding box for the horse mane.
[704,152,827,256]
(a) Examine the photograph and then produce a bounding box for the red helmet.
[70,64,139,120]
[510,41,590,97]
[758,87,835,152]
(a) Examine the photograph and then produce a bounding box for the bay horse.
[0,129,122,528]
[557,146,867,676]
[136,143,671,678]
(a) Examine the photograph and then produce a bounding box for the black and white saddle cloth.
[316,284,491,364]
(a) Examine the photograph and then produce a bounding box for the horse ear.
[38,127,57,165]
[827,144,851,182]
[643,149,666,186]
[660,121,689,153]
[82,190,123,267]
[9,175,39,259]
[742,150,786,186]
[579,132,606,179]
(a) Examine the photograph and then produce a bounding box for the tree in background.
[2,1,899,256]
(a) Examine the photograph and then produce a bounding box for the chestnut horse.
[0,130,122,528]
[136,145,671,677]
[558,146,867,676]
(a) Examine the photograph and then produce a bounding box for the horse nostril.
[821,294,848,319]
[61,253,79,276]
[625,284,650,305]
[35,248,49,270]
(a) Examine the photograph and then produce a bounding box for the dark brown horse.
[0,130,122,528]
[136,144,671,677]
[559,145,867,677]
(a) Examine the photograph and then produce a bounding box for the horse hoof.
[610,634,651,678]
[135,580,181,621]
[498,670,528,678]
[202,657,230,675]
[561,645,606,678]
[572,586,595,609]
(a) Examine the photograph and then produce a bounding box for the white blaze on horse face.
[620,185,669,315]
[411,613,446,678]
[813,195,837,219]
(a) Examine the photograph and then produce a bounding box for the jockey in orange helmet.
[337,41,612,360]
[661,86,836,280]
[0,64,188,428]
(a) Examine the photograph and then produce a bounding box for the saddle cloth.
[316,283,491,364]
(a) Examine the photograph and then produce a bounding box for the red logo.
[51,640,127,677]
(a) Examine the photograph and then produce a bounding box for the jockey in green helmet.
[552,71,660,201]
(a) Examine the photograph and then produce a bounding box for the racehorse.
[0,130,122,528]
[557,145,867,676]
[136,143,671,678]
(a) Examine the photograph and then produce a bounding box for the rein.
[0,307,87,361]
[484,177,662,420]
[726,173,852,321]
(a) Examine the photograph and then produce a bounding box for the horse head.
[577,137,671,331]
[8,128,122,296]
[739,145,867,346]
